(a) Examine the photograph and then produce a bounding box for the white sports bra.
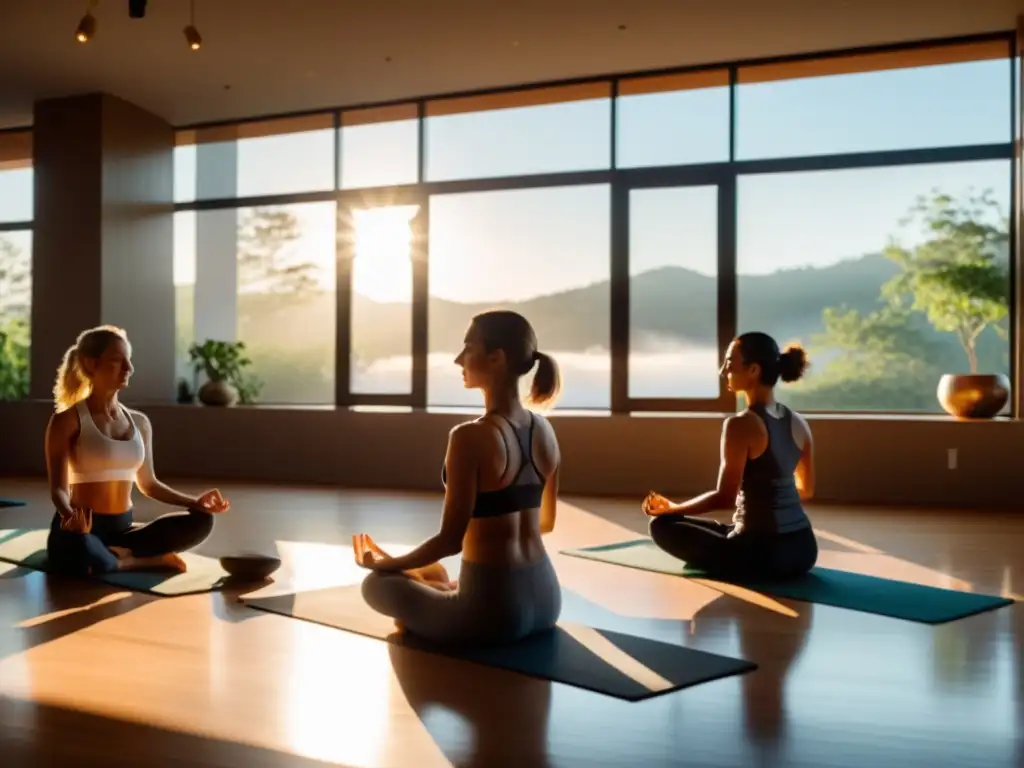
[67,400,146,485]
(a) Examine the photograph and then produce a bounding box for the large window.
[427,185,612,410]
[628,185,721,400]
[339,104,419,190]
[0,130,33,401]
[0,229,31,401]
[616,70,731,168]
[175,202,337,405]
[424,84,613,182]
[737,160,1011,413]
[171,33,1016,416]
[175,115,335,202]
[346,203,420,395]
[736,40,1011,159]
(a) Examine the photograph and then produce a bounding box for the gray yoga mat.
[561,538,1015,624]
[0,528,230,596]
[243,584,758,701]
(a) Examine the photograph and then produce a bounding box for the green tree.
[0,235,31,320]
[0,317,30,400]
[0,235,31,400]
[882,188,1009,373]
[237,207,319,294]
[795,305,943,410]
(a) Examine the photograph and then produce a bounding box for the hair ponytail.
[527,351,561,410]
[53,346,88,413]
[52,325,130,412]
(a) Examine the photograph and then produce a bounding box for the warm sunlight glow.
[283,623,394,765]
[560,623,677,693]
[353,205,419,302]
[549,502,724,621]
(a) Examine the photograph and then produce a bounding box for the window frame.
[166,31,1018,418]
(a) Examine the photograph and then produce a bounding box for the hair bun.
[778,344,809,383]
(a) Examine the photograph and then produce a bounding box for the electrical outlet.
[947,448,958,470]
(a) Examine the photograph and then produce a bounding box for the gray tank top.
[732,403,810,535]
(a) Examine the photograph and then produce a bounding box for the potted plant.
[883,190,1010,419]
[187,339,262,407]
[0,319,30,401]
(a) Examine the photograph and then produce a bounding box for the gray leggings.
[361,557,562,647]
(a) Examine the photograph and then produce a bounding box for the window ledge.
[4,399,1015,423]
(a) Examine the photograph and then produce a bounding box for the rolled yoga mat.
[0,499,27,508]
[243,584,757,702]
[0,528,230,596]
[560,539,1014,625]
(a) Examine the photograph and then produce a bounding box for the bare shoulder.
[47,407,78,436]
[784,404,813,447]
[786,405,811,433]
[528,411,560,470]
[725,411,759,436]
[529,410,557,436]
[449,419,488,448]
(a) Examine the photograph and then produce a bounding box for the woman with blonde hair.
[354,310,563,646]
[45,325,230,576]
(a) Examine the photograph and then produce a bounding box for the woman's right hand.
[60,507,92,534]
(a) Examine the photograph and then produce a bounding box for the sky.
[0,57,1013,305]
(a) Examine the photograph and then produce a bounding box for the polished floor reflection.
[0,478,1020,767]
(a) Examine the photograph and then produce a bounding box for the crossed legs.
[649,514,818,581]
[47,508,215,577]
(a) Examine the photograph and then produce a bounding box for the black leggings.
[46,508,215,577]
[649,515,818,581]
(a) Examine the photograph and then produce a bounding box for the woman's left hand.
[194,489,231,513]
[353,533,395,570]
[642,491,673,516]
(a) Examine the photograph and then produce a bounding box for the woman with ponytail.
[45,325,231,577]
[354,310,563,646]
[643,331,819,581]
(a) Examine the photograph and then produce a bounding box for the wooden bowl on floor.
[219,554,282,581]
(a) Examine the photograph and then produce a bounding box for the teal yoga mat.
[243,584,757,701]
[0,528,230,596]
[561,538,1014,625]
[0,499,27,508]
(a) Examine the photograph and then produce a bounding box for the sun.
[352,205,419,303]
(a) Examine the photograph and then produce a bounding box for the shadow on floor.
[0,697,342,768]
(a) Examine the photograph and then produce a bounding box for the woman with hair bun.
[643,331,819,581]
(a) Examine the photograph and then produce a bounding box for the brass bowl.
[936,373,1010,419]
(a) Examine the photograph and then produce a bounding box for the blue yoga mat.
[244,584,757,701]
[0,528,230,596]
[561,538,1014,625]
[0,499,27,508]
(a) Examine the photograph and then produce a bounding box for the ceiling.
[0,0,1020,130]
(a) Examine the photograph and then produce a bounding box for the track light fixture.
[75,12,97,43]
[75,1,98,43]
[73,0,205,50]
[184,0,201,50]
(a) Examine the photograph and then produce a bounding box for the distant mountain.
[175,248,1007,366]
[343,252,904,360]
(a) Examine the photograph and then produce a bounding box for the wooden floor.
[0,478,1020,768]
